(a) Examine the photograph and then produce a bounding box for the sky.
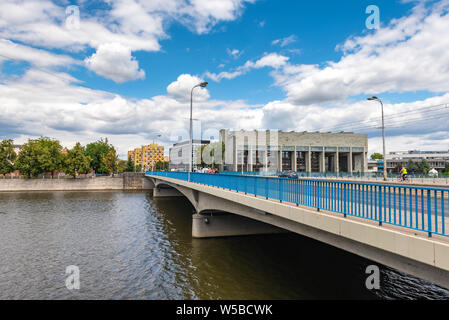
[0,0,449,159]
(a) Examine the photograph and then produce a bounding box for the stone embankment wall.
[0,173,154,192]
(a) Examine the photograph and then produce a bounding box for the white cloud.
[205,53,289,82]
[271,1,449,105]
[0,39,79,68]
[0,0,255,82]
[227,48,242,59]
[84,43,145,83]
[271,35,297,47]
[166,74,210,102]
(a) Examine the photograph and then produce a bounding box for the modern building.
[128,144,165,170]
[367,159,384,173]
[169,140,210,171]
[219,130,368,173]
[386,150,449,173]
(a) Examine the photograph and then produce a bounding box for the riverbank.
[0,173,153,192]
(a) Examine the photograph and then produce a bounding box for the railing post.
[279,179,283,203]
[265,178,269,199]
[427,190,432,237]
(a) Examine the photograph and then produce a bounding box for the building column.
[321,148,326,173]
[363,147,367,173]
[307,146,311,173]
[279,146,283,172]
[234,145,238,171]
[293,147,297,171]
[249,147,253,172]
[349,148,353,175]
[335,151,339,173]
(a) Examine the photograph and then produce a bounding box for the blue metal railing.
[147,171,449,237]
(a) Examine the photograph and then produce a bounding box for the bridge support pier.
[153,186,184,198]
[192,213,288,238]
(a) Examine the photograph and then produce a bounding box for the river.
[0,191,448,299]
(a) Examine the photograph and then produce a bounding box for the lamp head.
[367,96,379,101]
[199,82,208,88]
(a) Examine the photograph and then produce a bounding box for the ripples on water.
[0,191,448,300]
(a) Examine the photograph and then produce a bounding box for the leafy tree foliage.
[370,153,383,160]
[444,163,449,174]
[406,159,418,173]
[126,155,135,172]
[0,139,17,175]
[101,149,118,174]
[117,160,128,173]
[64,143,92,178]
[15,137,63,178]
[155,161,169,170]
[84,138,114,174]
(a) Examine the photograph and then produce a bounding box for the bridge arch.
[150,178,199,212]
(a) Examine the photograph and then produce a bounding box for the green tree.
[84,138,114,174]
[370,153,383,160]
[417,159,431,174]
[198,142,225,168]
[406,159,418,173]
[36,137,64,177]
[155,161,169,171]
[0,139,17,175]
[117,160,128,173]
[102,149,118,174]
[15,137,63,178]
[126,155,135,172]
[64,143,92,178]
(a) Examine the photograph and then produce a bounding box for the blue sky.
[66,0,418,103]
[0,0,448,158]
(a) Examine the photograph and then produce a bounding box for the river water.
[0,191,448,300]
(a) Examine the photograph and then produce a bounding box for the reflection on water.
[0,191,447,299]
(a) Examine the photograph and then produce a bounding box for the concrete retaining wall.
[0,173,154,192]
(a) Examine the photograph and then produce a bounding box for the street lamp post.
[367,96,387,181]
[189,82,208,181]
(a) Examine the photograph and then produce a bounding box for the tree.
[155,161,169,171]
[406,159,418,173]
[15,137,63,178]
[126,155,135,172]
[84,138,114,174]
[444,163,449,174]
[117,160,128,173]
[0,139,17,175]
[417,159,431,174]
[64,143,92,178]
[370,153,383,160]
[102,149,118,174]
[198,142,225,168]
[36,137,64,177]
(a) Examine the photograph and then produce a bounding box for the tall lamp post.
[189,81,208,181]
[367,96,387,181]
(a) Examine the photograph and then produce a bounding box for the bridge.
[145,171,449,289]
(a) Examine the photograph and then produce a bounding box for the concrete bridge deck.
[146,173,449,289]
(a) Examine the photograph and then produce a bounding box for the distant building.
[386,150,449,173]
[367,159,384,173]
[169,140,210,171]
[128,144,165,170]
[219,129,368,173]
